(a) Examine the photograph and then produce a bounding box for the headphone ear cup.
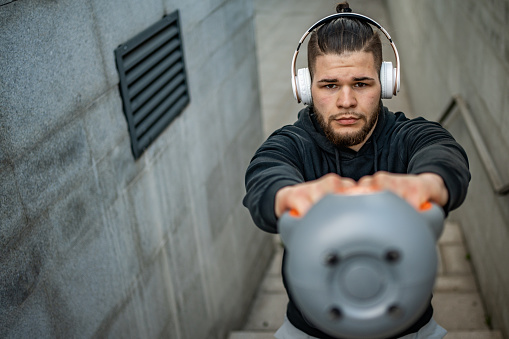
[380,61,394,99]
[395,66,400,95]
[296,68,312,105]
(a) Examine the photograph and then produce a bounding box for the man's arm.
[243,129,307,233]
[387,117,470,213]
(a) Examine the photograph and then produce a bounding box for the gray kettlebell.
[279,190,444,339]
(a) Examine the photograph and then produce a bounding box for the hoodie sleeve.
[243,128,306,233]
[402,118,471,213]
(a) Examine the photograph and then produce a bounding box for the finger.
[339,177,357,188]
[275,184,322,218]
[284,189,317,217]
[357,176,374,187]
[319,174,356,193]
[286,176,343,215]
[357,176,384,191]
[292,198,314,217]
[404,192,427,210]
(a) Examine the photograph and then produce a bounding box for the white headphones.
[291,12,401,105]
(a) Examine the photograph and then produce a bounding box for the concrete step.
[242,293,287,332]
[228,330,504,339]
[434,275,478,293]
[445,330,504,339]
[432,292,489,331]
[228,332,276,339]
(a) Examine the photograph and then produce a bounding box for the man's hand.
[357,171,449,210]
[275,173,356,218]
[275,172,449,218]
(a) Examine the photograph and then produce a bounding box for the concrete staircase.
[228,221,504,339]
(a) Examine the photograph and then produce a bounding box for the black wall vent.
[115,10,190,159]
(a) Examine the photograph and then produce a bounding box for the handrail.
[438,94,509,195]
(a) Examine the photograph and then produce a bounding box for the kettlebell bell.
[278,190,444,339]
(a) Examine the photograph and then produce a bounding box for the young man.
[243,3,470,339]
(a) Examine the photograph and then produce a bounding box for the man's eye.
[325,84,337,89]
[354,82,367,88]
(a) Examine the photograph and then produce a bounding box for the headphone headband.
[291,12,400,102]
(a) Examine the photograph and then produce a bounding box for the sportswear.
[243,105,470,338]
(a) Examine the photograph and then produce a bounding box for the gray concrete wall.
[0,0,273,338]
[384,0,509,336]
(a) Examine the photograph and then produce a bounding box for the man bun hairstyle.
[307,2,383,79]
[336,1,352,13]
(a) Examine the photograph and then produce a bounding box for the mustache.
[328,112,366,122]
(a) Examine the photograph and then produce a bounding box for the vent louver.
[115,10,190,159]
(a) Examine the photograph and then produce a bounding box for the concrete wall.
[0,0,273,338]
[384,0,509,336]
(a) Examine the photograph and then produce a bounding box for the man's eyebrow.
[317,78,338,83]
[353,76,376,81]
[317,76,376,83]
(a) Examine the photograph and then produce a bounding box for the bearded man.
[243,2,470,339]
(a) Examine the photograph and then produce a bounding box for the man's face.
[311,51,381,151]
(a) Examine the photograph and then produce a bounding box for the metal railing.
[438,94,509,195]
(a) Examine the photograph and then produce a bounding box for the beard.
[313,102,380,148]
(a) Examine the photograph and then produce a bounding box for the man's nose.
[336,87,357,108]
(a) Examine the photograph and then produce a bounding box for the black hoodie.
[243,105,470,338]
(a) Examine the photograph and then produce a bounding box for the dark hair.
[307,2,382,78]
